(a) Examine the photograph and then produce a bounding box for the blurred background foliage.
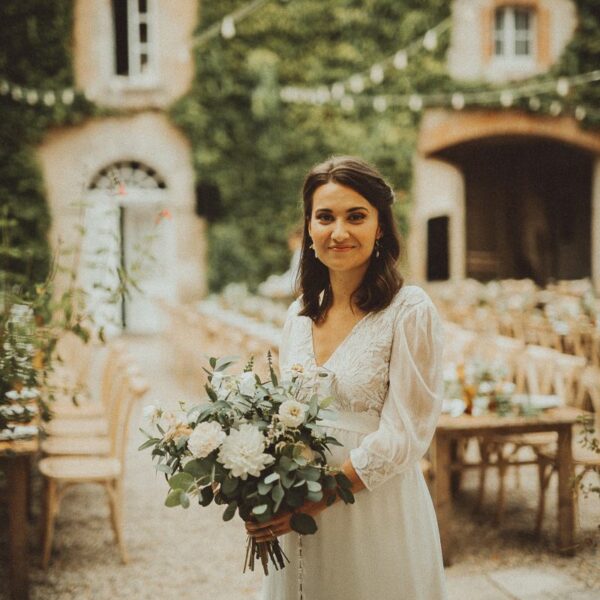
[171,0,451,292]
[0,0,93,293]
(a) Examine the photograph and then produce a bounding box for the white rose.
[278,400,307,428]
[217,424,274,479]
[238,371,256,397]
[187,421,226,458]
[143,404,162,424]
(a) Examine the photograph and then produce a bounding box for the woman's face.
[308,181,381,275]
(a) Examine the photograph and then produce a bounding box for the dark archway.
[435,137,593,284]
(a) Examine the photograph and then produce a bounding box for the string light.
[349,74,365,94]
[451,92,465,110]
[220,16,236,39]
[575,106,586,121]
[370,64,385,85]
[423,30,438,51]
[373,96,387,112]
[556,77,570,97]
[331,82,345,101]
[408,94,423,111]
[529,96,541,110]
[340,96,355,112]
[393,50,408,70]
[549,100,562,116]
[500,90,513,107]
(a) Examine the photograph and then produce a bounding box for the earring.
[374,239,381,258]
[309,243,315,250]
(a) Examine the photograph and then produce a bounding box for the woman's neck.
[328,265,368,314]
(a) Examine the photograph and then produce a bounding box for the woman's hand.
[245,497,326,543]
[245,459,365,542]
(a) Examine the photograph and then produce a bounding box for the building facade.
[408,0,600,291]
[36,0,203,334]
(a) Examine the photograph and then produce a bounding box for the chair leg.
[41,478,58,570]
[535,460,554,537]
[106,480,128,564]
[475,440,490,512]
[495,449,508,526]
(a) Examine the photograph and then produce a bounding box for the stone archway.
[411,109,600,291]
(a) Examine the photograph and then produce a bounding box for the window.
[112,0,157,80]
[426,216,450,281]
[494,6,535,61]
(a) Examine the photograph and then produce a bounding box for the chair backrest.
[114,375,149,464]
[443,324,477,364]
[576,366,600,427]
[553,353,587,407]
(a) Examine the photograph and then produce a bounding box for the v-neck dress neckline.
[309,312,372,369]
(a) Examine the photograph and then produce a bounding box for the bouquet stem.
[244,536,289,575]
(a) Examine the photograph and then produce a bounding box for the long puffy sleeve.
[349,296,444,490]
[277,298,301,371]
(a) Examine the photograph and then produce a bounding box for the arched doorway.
[435,137,593,283]
[83,160,175,334]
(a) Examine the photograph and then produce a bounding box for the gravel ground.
[1,334,598,599]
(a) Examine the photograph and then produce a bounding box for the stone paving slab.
[488,567,587,599]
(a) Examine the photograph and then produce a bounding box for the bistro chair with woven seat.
[534,365,600,536]
[39,374,149,568]
[476,346,586,522]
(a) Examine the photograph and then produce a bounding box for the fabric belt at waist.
[317,411,380,435]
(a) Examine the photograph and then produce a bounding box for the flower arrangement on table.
[140,353,355,575]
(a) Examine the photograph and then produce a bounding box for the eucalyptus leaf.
[264,472,280,484]
[223,500,238,521]
[165,489,181,507]
[221,476,238,496]
[168,472,194,491]
[180,491,190,508]
[306,490,323,502]
[306,480,322,493]
[257,481,273,495]
[252,504,268,515]
[290,512,318,535]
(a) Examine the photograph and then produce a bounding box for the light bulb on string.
[423,30,438,51]
[373,96,387,112]
[528,96,541,110]
[500,90,513,107]
[408,94,423,112]
[370,64,385,85]
[315,86,331,105]
[220,16,236,40]
[575,106,586,121]
[11,86,23,101]
[43,91,56,106]
[0,81,9,95]
[331,82,345,101]
[340,96,355,112]
[349,74,365,94]
[556,77,570,97]
[61,89,75,105]
[26,90,38,105]
[549,101,562,116]
[451,92,465,110]
[393,50,408,70]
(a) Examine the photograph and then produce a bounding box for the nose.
[331,218,350,242]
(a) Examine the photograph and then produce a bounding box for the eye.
[315,213,333,222]
[349,213,366,222]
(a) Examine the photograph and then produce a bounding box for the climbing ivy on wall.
[173,0,598,293]
[172,0,452,292]
[0,0,93,290]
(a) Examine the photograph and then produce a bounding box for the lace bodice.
[278,285,444,490]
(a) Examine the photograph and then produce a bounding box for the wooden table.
[0,438,38,600]
[432,406,585,566]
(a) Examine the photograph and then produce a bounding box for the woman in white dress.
[246,156,447,599]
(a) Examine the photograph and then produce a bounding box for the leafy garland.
[172,0,598,292]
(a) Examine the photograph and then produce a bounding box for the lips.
[329,245,355,252]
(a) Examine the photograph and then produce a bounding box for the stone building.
[408,0,600,291]
[36,0,203,334]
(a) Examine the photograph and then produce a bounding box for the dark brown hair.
[296,156,403,322]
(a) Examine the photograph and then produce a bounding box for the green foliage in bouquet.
[140,352,355,574]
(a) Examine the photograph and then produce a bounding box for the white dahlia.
[217,424,274,479]
[278,399,307,428]
[238,371,257,397]
[188,421,226,458]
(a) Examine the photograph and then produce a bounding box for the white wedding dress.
[262,285,447,600]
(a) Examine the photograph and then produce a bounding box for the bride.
[247,156,447,599]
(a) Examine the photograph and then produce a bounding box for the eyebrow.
[314,207,369,213]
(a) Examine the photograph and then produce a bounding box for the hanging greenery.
[0,0,94,291]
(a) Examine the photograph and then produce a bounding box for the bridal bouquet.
[140,353,355,574]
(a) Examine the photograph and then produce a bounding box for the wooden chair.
[442,323,477,365]
[535,365,600,535]
[40,360,137,457]
[50,340,127,419]
[477,346,586,522]
[43,352,135,437]
[39,374,148,568]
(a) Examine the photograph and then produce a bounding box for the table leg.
[433,434,453,566]
[556,425,575,555]
[6,455,30,600]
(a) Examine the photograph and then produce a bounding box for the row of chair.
[38,339,148,568]
[443,322,600,533]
